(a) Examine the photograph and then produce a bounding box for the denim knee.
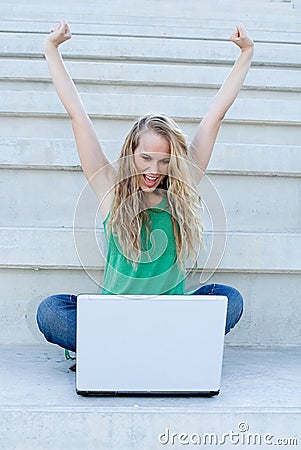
[36,294,77,351]
[36,295,57,342]
[225,286,244,334]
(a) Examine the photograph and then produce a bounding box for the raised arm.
[189,24,254,180]
[44,20,116,215]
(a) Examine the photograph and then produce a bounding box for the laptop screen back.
[76,294,227,395]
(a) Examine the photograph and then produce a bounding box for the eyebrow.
[140,152,170,160]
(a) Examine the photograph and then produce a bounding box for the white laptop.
[76,294,228,396]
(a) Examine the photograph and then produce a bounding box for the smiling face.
[133,132,170,193]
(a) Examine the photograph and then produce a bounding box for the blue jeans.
[36,284,243,352]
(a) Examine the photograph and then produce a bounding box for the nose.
[148,160,160,174]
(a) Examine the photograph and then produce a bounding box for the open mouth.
[142,174,159,187]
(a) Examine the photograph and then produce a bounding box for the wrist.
[44,39,59,54]
[241,45,254,56]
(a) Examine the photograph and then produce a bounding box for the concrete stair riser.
[1,169,300,232]
[0,269,300,346]
[2,34,301,67]
[1,21,301,43]
[2,15,301,33]
[1,138,300,176]
[0,227,300,272]
[0,268,102,345]
[1,91,301,123]
[2,60,301,93]
[1,409,299,450]
[0,0,296,14]
[2,83,301,105]
[2,87,301,109]
[0,117,300,147]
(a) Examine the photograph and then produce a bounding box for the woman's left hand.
[230,24,254,52]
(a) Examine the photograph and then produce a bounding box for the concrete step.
[1,227,300,272]
[1,138,300,176]
[1,59,301,94]
[0,116,299,148]
[3,83,300,105]
[1,166,300,232]
[2,0,293,7]
[2,14,300,34]
[1,0,296,19]
[1,91,300,124]
[0,345,299,449]
[1,78,300,105]
[0,268,101,345]
[1,19,301,43]
[1,268,300,346]
[2,34,301,69]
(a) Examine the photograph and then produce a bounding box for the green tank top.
[101,195,186,295]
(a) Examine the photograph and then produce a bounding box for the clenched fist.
[45,19,72,49]
[230,24,254,52]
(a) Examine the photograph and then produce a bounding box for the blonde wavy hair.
[106,113,204,270]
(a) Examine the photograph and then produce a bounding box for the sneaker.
[65,349,76,360]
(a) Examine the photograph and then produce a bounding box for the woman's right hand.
[45,19,72,49]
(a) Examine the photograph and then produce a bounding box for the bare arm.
[44,20,116,212]
[189,25,254,180]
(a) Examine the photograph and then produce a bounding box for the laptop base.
[76,389,220,397]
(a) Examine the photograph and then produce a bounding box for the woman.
[37,20,254,356]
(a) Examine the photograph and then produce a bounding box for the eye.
[161,159,170,164]
[141,155,151,160]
